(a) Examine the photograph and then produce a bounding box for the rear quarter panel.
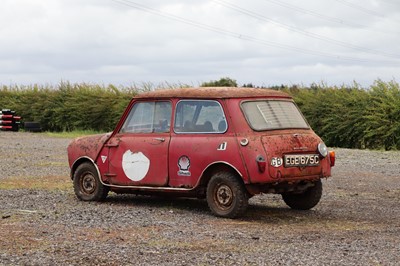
[225,98,331,184]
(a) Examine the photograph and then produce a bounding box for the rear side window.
[174,100,227,133]
[241,100,309,131]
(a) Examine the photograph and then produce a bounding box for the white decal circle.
[122,150,150,181]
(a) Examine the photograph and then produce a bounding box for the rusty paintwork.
[68,87,334,216]
[137,87,291,99]
[67,133,111,175]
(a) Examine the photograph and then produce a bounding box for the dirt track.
[0,132,399,265]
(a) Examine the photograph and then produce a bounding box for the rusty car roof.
[136,87,291,99]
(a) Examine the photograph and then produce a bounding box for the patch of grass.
[0,175,71,191]
[34,162,68,167]
[145,237,238,253]
[0,223,50,254]
[45,130,106,139]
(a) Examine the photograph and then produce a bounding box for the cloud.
[0,0,399,86]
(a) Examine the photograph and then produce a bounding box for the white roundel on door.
[122,150,150,182]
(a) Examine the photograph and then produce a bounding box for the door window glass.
[174,100,227,133]
[120,101,171,133]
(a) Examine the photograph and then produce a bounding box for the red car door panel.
[105,133,170,186]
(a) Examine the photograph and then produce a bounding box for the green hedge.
[0,82,135,132]
[281,79,400,150]
[1,80,399,150]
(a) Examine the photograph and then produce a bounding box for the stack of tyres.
[0,109,21,132]
[24,121,42,132]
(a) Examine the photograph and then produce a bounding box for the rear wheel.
[281,180,322,210]
[73,162,109,201]
[206,172,248,218]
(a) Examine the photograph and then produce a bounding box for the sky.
[0,0,399,88]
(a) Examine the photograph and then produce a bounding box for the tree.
[201,77,238,87]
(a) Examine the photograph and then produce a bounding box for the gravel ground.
[0,132,399,265]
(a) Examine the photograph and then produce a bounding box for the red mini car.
[67,87,335,218]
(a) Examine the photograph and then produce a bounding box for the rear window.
[241,100,309,130]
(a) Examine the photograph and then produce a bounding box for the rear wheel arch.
[199,162,245,190]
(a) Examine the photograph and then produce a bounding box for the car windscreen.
[241,100,309,131]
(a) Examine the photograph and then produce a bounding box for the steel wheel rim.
[81,172,96,194]
[215,184,233,210]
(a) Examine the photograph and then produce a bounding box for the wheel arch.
[198,161,245,190]
[70,156,99,180]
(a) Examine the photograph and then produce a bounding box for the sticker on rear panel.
[177,155,191,176]
[122,150,150,181]
[217,142,227,151]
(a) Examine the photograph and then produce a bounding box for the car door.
[105,100,172,186]
[168,100,237,188]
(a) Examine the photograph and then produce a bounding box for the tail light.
[329,151,335,167]
[256,155,266,173]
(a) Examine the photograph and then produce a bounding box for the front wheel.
[73,162,109,201]
[206,172,248,218]
[281,180,322,210]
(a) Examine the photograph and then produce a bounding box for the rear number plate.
[284,154,320,167]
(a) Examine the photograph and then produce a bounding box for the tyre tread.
[73,162,109,201]
[206,172,248,218]
[282,180,323,210]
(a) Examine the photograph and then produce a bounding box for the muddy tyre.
[282,180,322,210]
[206,172,248,218]
[73,162,109,201]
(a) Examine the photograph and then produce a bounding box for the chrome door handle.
[153,137,165,142]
